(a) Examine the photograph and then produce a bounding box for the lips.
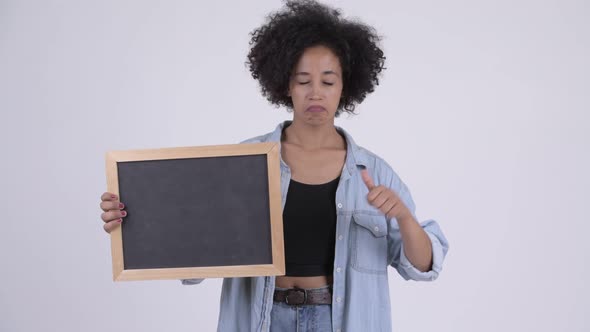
[306,106,326,112]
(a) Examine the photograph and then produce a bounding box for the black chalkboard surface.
[105,143,284,281]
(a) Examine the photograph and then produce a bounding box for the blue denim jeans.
[270,286,333,332]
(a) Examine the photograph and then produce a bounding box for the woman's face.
[288,45,343,126]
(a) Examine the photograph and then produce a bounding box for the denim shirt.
[182,121,449,332]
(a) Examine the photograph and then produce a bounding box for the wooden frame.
[105,142,284,281]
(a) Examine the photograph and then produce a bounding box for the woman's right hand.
[100,192,127,233]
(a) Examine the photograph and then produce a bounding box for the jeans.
[270,286,333,332]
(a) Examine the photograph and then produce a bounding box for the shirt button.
[337,203,343,208]
[336,267,341,273]
[336,297,342,303]
[338,235,343,240]
[374,226,379,232]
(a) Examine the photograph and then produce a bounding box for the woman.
[100,1,449,331]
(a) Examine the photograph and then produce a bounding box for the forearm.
[397,216,433,272]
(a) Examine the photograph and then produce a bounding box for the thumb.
[360,168,375,190]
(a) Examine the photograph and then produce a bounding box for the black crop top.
[282,176,340,276]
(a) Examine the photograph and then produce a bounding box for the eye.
[298,81,310,85]
[324,82,334,86]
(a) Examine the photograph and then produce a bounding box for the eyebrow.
[294,71,340,77]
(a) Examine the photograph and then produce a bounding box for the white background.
[1,0,588,331]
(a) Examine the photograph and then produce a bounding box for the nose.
[309,81,323,100]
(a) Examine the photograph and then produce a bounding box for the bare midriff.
[275,275,333,289]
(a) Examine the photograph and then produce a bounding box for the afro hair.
[246,0,386,116]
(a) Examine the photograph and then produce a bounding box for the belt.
[273,287,332,305]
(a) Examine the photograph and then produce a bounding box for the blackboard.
[105,142,284,281]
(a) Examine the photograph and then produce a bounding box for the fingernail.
[111,195,117,199]
[117,219,122,223]
[119,203,124,209]
[121,211,127,217]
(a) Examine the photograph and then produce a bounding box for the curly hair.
[246,0,386,116]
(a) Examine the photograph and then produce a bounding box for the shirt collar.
[268,121,368,175]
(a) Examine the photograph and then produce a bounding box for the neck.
[283,119,343,150]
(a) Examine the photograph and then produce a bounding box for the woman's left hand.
[360,169,413,222]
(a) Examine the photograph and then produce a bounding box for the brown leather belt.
[273,287,332,305]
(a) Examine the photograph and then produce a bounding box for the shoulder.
[239,132,273,144]
[238,122,285,144]
[354,143,404,190]
[338,127,400,185]
[356,144,415,209]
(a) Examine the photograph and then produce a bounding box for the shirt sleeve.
[395,219,449,281]
[383,166,450,281]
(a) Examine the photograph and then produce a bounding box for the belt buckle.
[285,288,307,305]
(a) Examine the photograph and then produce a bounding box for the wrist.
[396,214,416,225]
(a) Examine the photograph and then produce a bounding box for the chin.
[303,113,333,125]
